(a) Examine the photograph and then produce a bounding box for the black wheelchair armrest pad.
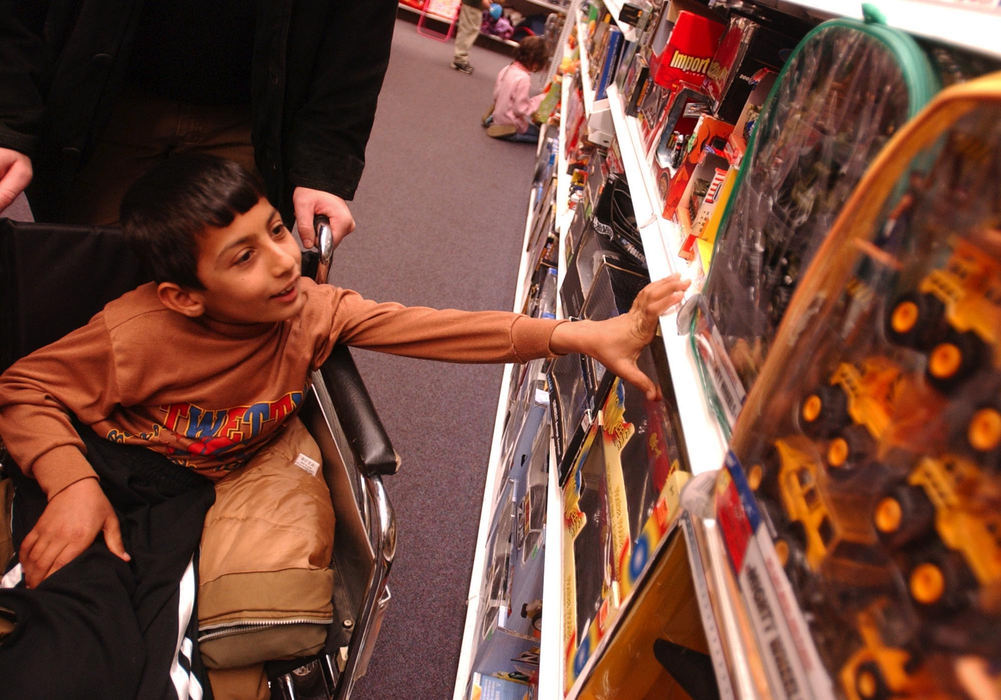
[319,345,399,476]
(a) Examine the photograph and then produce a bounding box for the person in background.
[485,35,550,143]
[0,0,398,249]
[452,0,491,74]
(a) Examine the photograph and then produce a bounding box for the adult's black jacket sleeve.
[0,1,46,155]
[255,0,397,209]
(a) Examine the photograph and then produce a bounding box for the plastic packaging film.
[725,73,1001,700]
[688,16,940,436]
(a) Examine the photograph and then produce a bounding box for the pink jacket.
[492,61,544,133]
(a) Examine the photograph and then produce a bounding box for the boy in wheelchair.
[0,154,689,699]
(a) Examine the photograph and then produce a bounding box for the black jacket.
[1,425,217,699]
[0,0,397,223]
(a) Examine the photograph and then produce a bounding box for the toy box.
[507,420,550,637]
[656,113,732,220]
[703,13,804,123]
[560,214,645,321]
[590,24,624,102]
[675,145,732,255]
[620,51,651,118]
[649,86,713,186]
[547,351,596,484]
[578,257,650,391]
[469,671,535,700]
[495,360,549,511]
[561,422,614,692]
[574,528,712,699]
[647,7,726,90]
[562,344,691,692]
[726,68,776,159]
[589,173,645,269]
[636,78,675,156]
[471,479,542,681]
[686,165,738,274]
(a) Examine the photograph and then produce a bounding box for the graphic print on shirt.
[106,390,304,471]
[162,390,304,456]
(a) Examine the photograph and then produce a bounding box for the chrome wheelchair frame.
[0,215,398,700]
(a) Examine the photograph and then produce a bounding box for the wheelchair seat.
[0,216,398,700]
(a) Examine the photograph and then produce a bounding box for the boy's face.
[191,198,306,325]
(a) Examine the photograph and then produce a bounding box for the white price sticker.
[294,453,320,476]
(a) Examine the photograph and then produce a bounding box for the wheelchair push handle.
[313,214,334,284]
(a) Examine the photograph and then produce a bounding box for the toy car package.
[718,71,1001,700]
[687,10,942,437]
[561,343,691,694]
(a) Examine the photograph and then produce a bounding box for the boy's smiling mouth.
[272,277,300,299]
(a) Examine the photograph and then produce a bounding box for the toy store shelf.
[606,83,727,477]
[781,0,1001,59]
[576,21,615,145]
[525,0,573,13]
[452,182,548,700]
[538,447,565,699]
[555,73,576,299]
[602,0,641,42]
[576,22,597,114]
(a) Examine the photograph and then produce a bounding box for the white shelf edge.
[524,0,573,13]
[782,0,1001,59]
[556,66,573,301]
[607,83,727,476]
[576,21,596,115]
[602,0,641,41]
[451,363,517,700]
[451,183,547,700]
[538,446,565,699]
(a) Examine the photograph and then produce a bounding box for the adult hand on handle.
[293,186,356,249]
[0,148,33,213]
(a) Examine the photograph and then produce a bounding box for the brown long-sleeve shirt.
[0,280,563,497]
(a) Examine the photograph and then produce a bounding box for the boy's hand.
[19,477,130,588]
[550,274,690,401]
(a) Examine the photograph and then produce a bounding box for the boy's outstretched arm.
[18,476,129,588]
[548,274,690,401]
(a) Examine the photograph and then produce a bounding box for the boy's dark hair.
[119,154,267,289]
[515,35,550,73]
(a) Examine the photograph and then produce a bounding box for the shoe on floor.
[451,60,473,74]
[486,123,517,139]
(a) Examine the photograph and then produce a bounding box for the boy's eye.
[271,223,287,237]
[235,249,254,265]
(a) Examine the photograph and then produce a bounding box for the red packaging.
[657,114,732,220]
[648,10,726,90]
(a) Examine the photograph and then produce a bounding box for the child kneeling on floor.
[485,35,551,143]
[0,154,688,699]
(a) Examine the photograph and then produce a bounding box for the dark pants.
[0,428,216,700]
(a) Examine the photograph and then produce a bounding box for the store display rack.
[455,0,1001,698]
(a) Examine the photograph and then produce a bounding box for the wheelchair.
[0,215,398,700]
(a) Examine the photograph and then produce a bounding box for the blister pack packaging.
[688,11,942,437]
[718,72,1001,700]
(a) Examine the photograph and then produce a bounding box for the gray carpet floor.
[335,16,541,700]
